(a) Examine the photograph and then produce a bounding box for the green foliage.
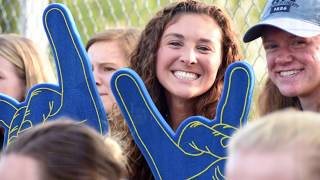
[48,0,265,45]
[0,0,20,33]
[51,0,173,43]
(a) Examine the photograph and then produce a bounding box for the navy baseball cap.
[243,0,320,42]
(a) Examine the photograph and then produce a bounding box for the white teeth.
[173,71,198,80]
[279,70,301,77]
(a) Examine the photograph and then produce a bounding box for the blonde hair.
[228,109,320,179]
[0,34,56,92]
[258,78,302,116]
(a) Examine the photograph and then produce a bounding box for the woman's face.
[0,154,41,180]
[0,57,26,101]
[156,13,222,102]
[88,40,128,114]
[263,27,320,100]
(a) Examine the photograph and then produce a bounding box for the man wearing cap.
[243,0,320,115]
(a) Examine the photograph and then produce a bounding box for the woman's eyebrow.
[162,33,184,40]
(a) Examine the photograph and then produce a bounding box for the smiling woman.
[129,0,242,179]
[243,0,320,114]
[156,13,223,128]
[131,0,242,131]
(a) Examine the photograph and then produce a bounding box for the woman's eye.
[168,41,182,48]
[103,67,115,72]
[197,45,211,53]
[263,43,278,51]
[292,39,307,48]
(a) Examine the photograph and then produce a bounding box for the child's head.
[226,109,320,180]
[0,119,125,180]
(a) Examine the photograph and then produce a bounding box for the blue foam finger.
[111,61,254,179]
[0,3,108,148]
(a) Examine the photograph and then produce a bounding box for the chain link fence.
[0,0,267,118]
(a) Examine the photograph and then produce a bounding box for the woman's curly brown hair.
[131,0,242,120]
[128,0,243,179]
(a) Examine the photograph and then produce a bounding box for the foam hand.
[0,4,108,148]
[111,61,254,179]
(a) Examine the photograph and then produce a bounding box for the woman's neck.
[298,90,320,112]
[165,94,195,131]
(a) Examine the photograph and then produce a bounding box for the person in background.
[86,28,140,115]
[129,0,243,178]
[0,34,56,101]
[86,28,140,178]
[0,119,125,180]
[243,0,320,115]
[0,34,56,150]
[226,109,320,180]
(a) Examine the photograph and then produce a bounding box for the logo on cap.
[270,0,299,14]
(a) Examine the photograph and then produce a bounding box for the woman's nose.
[180,48,197,65]
[93,70,102,86]
[274,48,294,65]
